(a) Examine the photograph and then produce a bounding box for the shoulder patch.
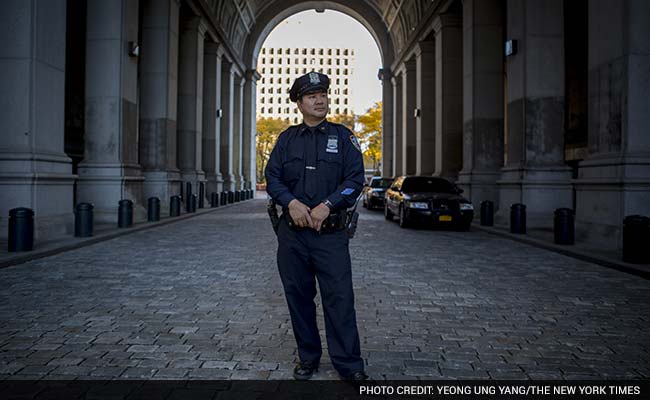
[349,135,362,153]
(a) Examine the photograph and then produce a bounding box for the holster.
[267,199,281,235]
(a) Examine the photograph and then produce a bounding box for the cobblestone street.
[0,199,649,380]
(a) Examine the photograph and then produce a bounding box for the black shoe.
[343,371,369,382]
[293,360,319,380]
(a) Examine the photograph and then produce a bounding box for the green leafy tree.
[256,117,290,184]
[357,102,382,172]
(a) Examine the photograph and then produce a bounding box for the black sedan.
[384,176,474,230]
[362,177,394,210]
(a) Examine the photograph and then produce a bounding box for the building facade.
[1,0,648,252]
[256,46,355,123]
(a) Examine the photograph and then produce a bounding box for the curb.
[474,225,650,279]
[0,200,252,269]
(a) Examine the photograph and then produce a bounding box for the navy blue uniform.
[265,119,365,376]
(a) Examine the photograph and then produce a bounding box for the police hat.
[289,72,330,102]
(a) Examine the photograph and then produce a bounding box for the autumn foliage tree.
[356,102,382,172]
[256,117,290,184]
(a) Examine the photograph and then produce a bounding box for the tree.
[356,102,382,172]
[329,113,355,131]
[256,117,290,184]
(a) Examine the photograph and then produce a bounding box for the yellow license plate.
[439,215,452,222]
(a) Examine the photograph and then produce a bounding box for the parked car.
[362,177,394,210]
[384,176,474,230]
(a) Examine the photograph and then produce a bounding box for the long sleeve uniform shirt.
[264,120,365,212]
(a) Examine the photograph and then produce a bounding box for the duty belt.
[286,211,347,234]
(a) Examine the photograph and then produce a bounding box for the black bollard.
[228,191,234,204]
[170,195,181,216]
[480,201,494,226]
[234,190,240,202]
[623,215,650,264]
[220,192,226,206]
[510,203,526,234]
[179,182,184,202]
[75,203,94,237]
[250,189,254,199]
[189,194,197,213]
[211,192,219,208]
[148,197,160,222]
[118,199,133,228]
[199,182,205,209]
[8,207,34,252]
[554,208,574,245]
[185,182,192,213]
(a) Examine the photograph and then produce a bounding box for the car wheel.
[399,205,410,228]
[384,203,393,220]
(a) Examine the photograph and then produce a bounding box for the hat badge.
[309,72,320,84]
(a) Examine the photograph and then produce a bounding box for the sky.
[261,9,382,115]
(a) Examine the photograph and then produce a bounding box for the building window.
[344,98,348,105]
[261,87,265,94]
[261,78,265,84]
[269,97,273,103]
[328,49,332,55]
[286,78,290,84]
[344,59,348,65]
[277,97,282,104]
[318,48,323,55]
[260,107,265,113]
[327,68,331,75]
[344,69,348,75]
[262,57,265,63]
[344,79,348,85]
[285,107,290,113]
[335,108,340,114]
[336,49,340,55]
[286,97,290,103]
[334,98,339,105]
[343,89,348,95]
[270,77,273,84]
[310,48,315,55]
[302,68,306,74]
[260,97,265,103]
[261,48,266,54]
[269,87,273,94]
[277,107,281,113]
[278,48,282,55]
[294,48,299,54]
[344,49,348,56]
[336,59,340,65]
[334,88,340,95]
[336,79,340,84]
[269,48,274,54]
[270,67,273,74]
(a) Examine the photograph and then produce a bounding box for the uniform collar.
[298,119,329,135]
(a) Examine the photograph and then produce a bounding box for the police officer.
[264,72,368,381]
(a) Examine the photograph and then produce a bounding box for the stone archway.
[242,0,396,179]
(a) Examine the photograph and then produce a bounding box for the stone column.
[220,59,235,191]
[139,0,181,214]
[457,0,505,208]
[79,0,145,224]
[202,41,223,196]
[232,73,245,191]
[391,72,403,177]
[497,0,572,228]
[243,69,261,192]
[0,0,74,240]
[402,58,417,175]
[177,16,206,201]
[415,41,436,175]
[434,14,463,181]
[379,68,393,177]
[574,0,650,249]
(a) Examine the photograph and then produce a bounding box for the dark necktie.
[304,127,318,199]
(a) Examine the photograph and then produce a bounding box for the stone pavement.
[0,199,648,380]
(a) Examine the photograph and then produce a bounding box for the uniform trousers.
[276,214,364,376]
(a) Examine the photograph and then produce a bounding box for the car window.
[370,178,393,188]
[402,177,455,193]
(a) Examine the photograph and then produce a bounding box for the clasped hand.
[288,199,330,232]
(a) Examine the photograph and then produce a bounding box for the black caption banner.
[0,380,648,399]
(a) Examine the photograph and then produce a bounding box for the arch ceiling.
[203,0,439,67]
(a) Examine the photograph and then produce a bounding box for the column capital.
[246,69,261,82]
[414,40,435,57]
[181,16,207,36]
[433,13,462,33]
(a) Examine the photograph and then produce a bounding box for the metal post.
[8,207,34,252]
[118,199,133,228]
[75,203,94,237]
[148,197,160,222]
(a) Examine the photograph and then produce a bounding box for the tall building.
[256,46,355,124]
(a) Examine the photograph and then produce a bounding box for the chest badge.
[326,135,338,153]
